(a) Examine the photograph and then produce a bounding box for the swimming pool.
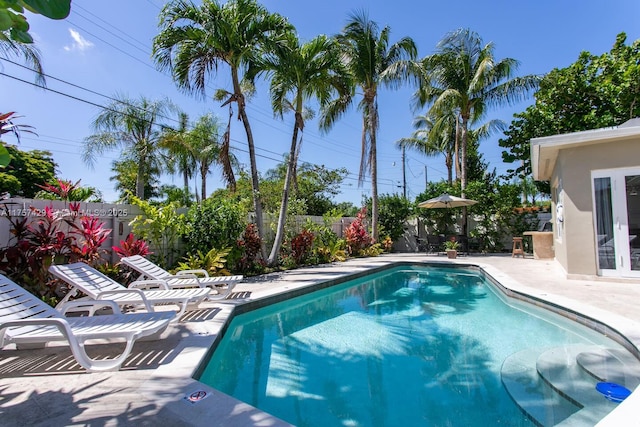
[197,264,632,426]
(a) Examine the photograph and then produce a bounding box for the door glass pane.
[594,177,615,270]
[626,175,640,271]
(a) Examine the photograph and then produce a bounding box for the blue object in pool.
[596,382,632,402]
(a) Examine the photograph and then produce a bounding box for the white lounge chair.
[120,255,242,301]
[0,274,175,372]
[49,262,211,320]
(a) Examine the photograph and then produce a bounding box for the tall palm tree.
[320,11,417,242]
[153,0,292,258]
[83,94,177,199]
[160,112,196,197]
[415,28,540,197]
[251,32,350,265]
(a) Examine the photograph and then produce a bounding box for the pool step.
[536,345,619,426]
[502,345,639,426]
[501,348,579,426]
[576,347,640,389]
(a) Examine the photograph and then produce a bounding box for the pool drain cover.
[596,382,632,402]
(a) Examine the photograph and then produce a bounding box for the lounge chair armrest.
[58,300,121,316]
[129,280,170,290]
[96,289,154,312]
[176,269,210,278]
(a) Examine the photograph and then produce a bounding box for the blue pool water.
[198,265,626,426]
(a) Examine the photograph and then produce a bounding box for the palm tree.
[0,35,45,85]
[160,112,196,198]
[397,112,459,185]
[251,32,350,265]
[83,94,177,199]
[189,113,236,200]
[320,11,417,242]
[415,28,540,197]
[153,0,292,258]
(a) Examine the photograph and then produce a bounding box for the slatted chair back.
[49,262,124,299]
[0,276,60,322]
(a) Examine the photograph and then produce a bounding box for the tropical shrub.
[235,223,264,275]
[174,247,232,276]
[182,198,246,255]
[0,202,111,302]
[128,195,184,268]
[289,229,315,265]
[344,207,372,256]
[113,233,152,258]
[35,178,102,202]
[376,194,413,241]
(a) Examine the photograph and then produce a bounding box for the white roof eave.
[530,124,640,181]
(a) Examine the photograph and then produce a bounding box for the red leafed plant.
[290,229,315,265]
[0,202,112,303]
[68,215,111,263]
[235,223,264,274]
[113,233,152,258]
[344,207,372,256]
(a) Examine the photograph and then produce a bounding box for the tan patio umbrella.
[418,193,478,209]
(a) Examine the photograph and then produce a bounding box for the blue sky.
[2,0,639,204]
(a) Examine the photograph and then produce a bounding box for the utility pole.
[402,145,407,199]
[424,165,428,190]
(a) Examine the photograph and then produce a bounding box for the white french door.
[592,168,640,278]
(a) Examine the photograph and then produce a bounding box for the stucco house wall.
[531,119,640,278]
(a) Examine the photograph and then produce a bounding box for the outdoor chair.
[120,255,242,301]
[0,274,175,372]
[49,262,211,321]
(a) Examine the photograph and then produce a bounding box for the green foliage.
[175,247,232,276]
[376,194,412,241]
[500,33,640,184]
[182,197,246,255]
[415,181,459,235]
[158,184,194,206]
[0,144,56,198]
[444,239,459,250]
[0,0,70,44]
[128,195,184,268]
[34,178,102,202]
[111,158,159,202]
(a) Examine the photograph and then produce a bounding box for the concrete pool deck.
[1,253,639,426]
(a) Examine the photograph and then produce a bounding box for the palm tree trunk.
[267,122,300,265]
[460,115,469,236]
[200,164,207,200]
[136,161,145,199]
[370,131,379,242]
[238,97,266,260]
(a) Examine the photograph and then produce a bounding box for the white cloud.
[63,29,94,52]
